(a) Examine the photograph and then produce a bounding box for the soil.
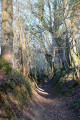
[0,71,80,120]
[22,81,80,120]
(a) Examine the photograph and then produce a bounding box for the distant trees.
[28,0,63,73]
[30,0,80,76]
[1,0,80,78]
[13,1,31,76]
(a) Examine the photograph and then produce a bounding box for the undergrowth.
[0,57,32,120]
[30,70,51,84]
[52,67,80,117]
[68,98,80,111]
[52,68,79,96]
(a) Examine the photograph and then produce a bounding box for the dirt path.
[22,81,79,120]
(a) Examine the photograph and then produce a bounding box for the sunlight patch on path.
[35,84,45,92]
[36,87,49,95]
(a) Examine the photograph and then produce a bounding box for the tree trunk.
[1,0,13,65]
[52,0,62,71]
[63,0,80,78]
[63,0,71,68]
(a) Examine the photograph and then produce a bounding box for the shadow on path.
[24,80,79,120]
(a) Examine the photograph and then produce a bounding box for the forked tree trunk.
[63,0,80,78]
[1,0,13,65]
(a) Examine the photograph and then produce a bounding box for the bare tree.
[1,0,13,65]
[63,0,80,77]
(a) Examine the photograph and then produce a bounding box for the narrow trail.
[23,81,79,120]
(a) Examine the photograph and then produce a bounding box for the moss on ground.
[0,56,11,76]
[0,57,32,119]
